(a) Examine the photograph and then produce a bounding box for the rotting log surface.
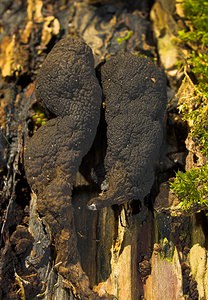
[24,30,167,298]
[0,1,206,300]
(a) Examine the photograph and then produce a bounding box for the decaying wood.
[144,246,184,300]
[0,0,208,299]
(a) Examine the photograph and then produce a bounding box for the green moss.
[177,0,208,155]
[178,0,208,82]
[188,105,208,155]
[32,109,47,127]
[171,0,208,210]
[170,163,208,210]
[178,83,208,156]
[178,0,208,46]
[183,0,208,40]
[117,30,133,44]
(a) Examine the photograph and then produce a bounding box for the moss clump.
[178,0,208,47]
[187,103,208,156]
[171,0,208,210]
[31,109,47,128]
[170,163,208,210]
[177,75,208,156]
[177,0,208,155]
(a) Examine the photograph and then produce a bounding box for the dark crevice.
[194,212,208,250]
[130,199,142,215]
[88,0,155,13]
[79,65,107,188]
[79,104,107,188]
[16,73,32,89]
[15,168,31,209]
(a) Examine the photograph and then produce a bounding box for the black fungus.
[25,37,102,193]
[88,52,167,210]
[24,37,105,299]
[24,37,167,298]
